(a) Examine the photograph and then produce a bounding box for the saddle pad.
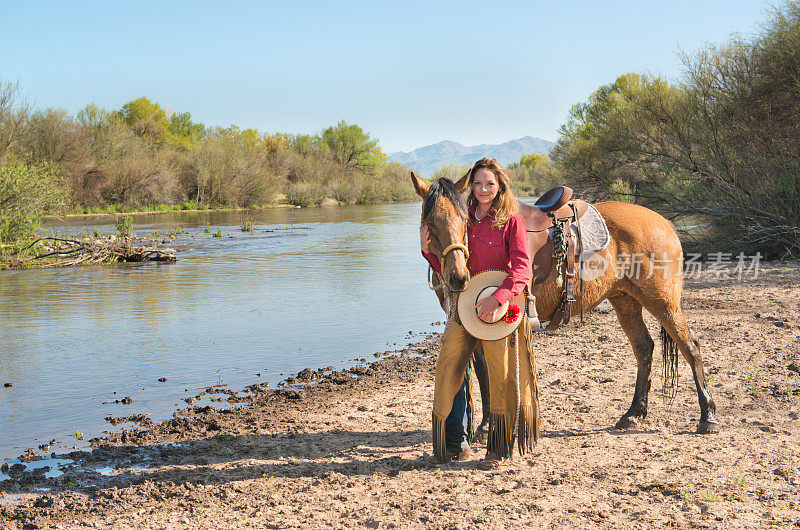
[547,203,610,254]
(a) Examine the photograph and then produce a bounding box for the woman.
[421,157,539,469]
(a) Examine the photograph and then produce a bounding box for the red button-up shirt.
[423,204,532,304]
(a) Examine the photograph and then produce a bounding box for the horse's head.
[411,172,470,292]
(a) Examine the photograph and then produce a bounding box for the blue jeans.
[445,376,470,452]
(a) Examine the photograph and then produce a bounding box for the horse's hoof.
[614,416,640,430]
[697,420,720,434]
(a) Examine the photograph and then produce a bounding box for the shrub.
[0,156,66,242]
[181,130,278,207]
[284,181,325,207]
[114,214,134,238]
[1,80,415,217]
[327,178,358,204]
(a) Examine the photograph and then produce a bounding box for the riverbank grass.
[66,200,225,216]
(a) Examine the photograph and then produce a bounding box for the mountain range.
[388,135,555,176]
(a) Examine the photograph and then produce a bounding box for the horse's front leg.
[609,294,654,429]
[471,342,491,439]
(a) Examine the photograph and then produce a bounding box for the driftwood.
[2,236,177,269]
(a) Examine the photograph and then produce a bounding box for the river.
[0,203,445,462]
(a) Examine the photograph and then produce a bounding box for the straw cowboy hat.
[457,270,526,341]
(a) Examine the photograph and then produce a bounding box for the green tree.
[321,121,385,174]
[290,133,325,157]
[508,153,559,196]
[168,111,206,148]
[552,1,800,257]
[552,72,682,202]
[76,103,108,129]
[116,97,170,143]
[518,153,549,168]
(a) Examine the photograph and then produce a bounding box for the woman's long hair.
[466,157,518,229]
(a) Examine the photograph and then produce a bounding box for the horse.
[412,173,719,435]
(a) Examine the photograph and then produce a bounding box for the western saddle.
[518,186,589,331]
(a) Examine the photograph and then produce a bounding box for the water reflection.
[0,203,443,461]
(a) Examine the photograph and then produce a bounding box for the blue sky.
[0,1,777,153]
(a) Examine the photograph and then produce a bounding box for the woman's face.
[472,168,500,207]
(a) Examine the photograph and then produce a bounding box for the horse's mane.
[423,178,467,220]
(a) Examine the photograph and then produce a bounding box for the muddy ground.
[1,263,799,529]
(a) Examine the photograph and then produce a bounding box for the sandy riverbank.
[1,263,799,529]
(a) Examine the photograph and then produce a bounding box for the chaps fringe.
[519,319,541,455]
[432,411,446,462]
[517,404,540,455]
[661,326,679,402]
[487,412,514,460]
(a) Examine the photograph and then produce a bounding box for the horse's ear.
[454,169,470,193]
[410,171,429,199]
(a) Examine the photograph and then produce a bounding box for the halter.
[423,185,470,298]
[441,243,469,260]
[437,225,470,276]
[428,226,470,314]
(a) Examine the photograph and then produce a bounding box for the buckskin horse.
[412,173,719,435]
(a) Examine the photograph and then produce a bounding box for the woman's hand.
[420,223,431,253]
[476,296,502,322]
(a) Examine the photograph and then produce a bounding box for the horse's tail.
[661,326,679,401]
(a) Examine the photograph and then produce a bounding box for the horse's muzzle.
[448,272,468,292]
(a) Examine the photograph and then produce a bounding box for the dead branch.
[2,236,177,269]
